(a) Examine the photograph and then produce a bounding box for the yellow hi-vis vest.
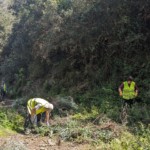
[27,98,47,115]
[3,84,6,92]
[123,81,136,100]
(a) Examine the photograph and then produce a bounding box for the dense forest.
[0,0,149,100]
[0,0,150,149]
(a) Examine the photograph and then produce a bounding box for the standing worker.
[118,76,139,107]
[24,98,54,133]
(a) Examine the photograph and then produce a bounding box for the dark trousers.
[37,114,41,123]
[123,99,134,108]
[24,113,42,130]
[123,97,142,108]
[0,89,6,100]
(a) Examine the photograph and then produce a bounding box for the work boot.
[24,128,31,135]
[37,121,43,127]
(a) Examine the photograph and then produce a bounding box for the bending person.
[24,98,53,132]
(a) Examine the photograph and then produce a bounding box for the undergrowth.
[33,105,150,149]
[0,108,24,132]
[0,102,149,149]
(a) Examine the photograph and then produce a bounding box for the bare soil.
[0,132,93,150]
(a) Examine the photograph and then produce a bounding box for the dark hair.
[128,76,133,81]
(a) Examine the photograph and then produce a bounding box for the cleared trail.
[0,131,91,150]
[0,99,14,108]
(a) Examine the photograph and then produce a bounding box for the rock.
[47,139,55,146]
[39,144,47,147]
[40,148,47,150]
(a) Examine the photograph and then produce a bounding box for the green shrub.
[0,108,24,131]
[72,106,99,121]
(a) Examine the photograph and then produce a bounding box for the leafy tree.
[0,0,149,100]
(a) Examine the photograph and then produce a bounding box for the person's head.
[45,103,54,112]
[127,76,133,84]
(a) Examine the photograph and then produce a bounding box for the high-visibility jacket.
[0,83,6,92]
[3,83,6,92]
[27,98,49,115]
[122,81,136,100]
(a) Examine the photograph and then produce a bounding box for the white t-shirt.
[34,98,53,110]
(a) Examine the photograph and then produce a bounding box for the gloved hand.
[31,115,36,124]
[135,92,138,97]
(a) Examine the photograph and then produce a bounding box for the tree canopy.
[0,0,150,101]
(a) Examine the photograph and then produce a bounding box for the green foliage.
[32,113,149,149]
[0,2,149,146]
[23,114,149,149]
[12,97,27,115]
[0,126,15,136]
[34,126,53,136]
[127,104,150,125]
[72,106,99,121]
[109,125,150,150]
[0,3,149,149]
[0,0,149,102]
[0,0,15,53]
[50,117,116,143]
[0,108,24,130]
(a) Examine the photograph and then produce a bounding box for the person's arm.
[31,108,36,117]
[29,108,36,124]
[30,103,42,120]
[135,84,139,96]
[118,83,124,96]
[30,104,41,116]
[45,109,50,126]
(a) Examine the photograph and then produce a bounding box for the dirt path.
[0,99,14,108]
[0,133,92,150]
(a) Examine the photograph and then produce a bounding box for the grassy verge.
[0,126,16,136]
